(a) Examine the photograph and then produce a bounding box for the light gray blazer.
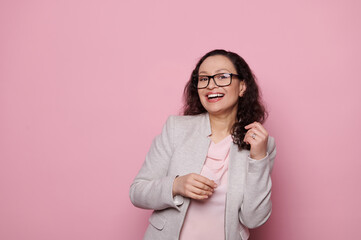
[129,113,276,240]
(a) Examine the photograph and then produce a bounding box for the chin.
[205,108,227,116]
[203,104,238,117]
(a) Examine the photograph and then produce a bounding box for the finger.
[248,128,266,140]
[245,121,260,129]
[243,135,256,145]
[244,122,255,130]
[252,122,268,136]
[193,174,217,188]
[245,122,268,135]
[188,191,209,200]
[243,130,258,144]
[192,180,214,192]
[189,185,213,196]
[244,127,266,141]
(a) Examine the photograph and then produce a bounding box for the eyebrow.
[199,68,231,75]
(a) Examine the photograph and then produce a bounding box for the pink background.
[1,0,361,239]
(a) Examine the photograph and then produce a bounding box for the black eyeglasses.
[195,73,239,89]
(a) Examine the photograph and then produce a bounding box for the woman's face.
[197,55,246,117]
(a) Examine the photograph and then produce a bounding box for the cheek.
[197,90,209,108]
[197,90,205,100]
[227,85,241,99]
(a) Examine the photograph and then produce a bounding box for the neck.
[208,110,237,141]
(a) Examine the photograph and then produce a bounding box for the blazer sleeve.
[239,136,276,229]
[129,116,181,211]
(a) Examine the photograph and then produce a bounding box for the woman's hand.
[244,122,269,160]
[172,173,217,200]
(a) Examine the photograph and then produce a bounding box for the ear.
[238,81,246,97]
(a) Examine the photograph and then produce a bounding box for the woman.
[129,49,276,240]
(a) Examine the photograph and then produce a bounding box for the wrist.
[250,152,267,160]
[172,175,179,197]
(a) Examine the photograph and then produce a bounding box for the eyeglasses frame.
[195,73,240,89]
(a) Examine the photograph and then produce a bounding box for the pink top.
[180,135,232,240]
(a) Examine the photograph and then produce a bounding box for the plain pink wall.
[1,0,360,239]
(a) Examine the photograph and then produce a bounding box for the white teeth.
[208,93,224,98]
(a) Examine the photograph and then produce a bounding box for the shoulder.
[164,113,208,141]
[167,113,207,127]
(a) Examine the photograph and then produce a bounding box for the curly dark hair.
[182,49,267,150]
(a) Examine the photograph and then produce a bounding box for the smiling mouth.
[207,93,224,100]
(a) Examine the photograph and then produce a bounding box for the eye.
[218,73,231,80]
[199,76,209,82]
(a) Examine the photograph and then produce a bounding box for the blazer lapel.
[225,144,249,239]
[228,144,249,193]
[182,113,212,174]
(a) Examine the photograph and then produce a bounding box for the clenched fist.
[244,122,269,160]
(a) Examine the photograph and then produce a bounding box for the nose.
[207,77,218,89]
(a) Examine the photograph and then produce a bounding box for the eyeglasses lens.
[197,73,232,89]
